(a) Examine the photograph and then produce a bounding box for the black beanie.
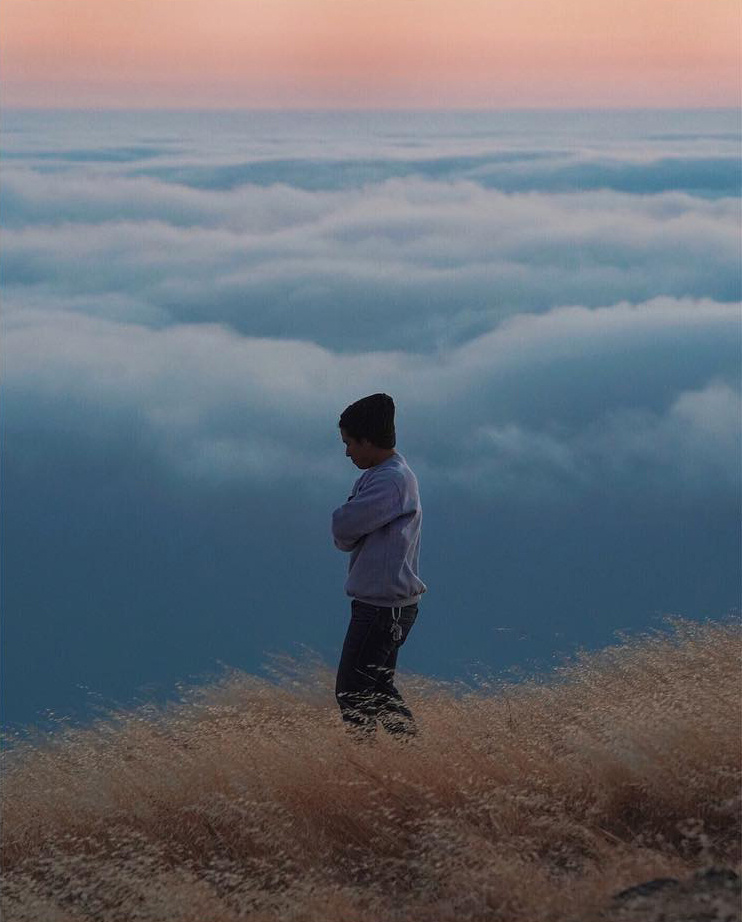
[339,393,396,449]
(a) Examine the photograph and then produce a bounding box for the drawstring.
[391,606,403,643]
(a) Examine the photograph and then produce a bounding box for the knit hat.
[338,393,396,449]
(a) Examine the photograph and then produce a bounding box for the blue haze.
[1,109,740,734]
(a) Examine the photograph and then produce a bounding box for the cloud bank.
[6,297,739,501]
[4,172,739,351]
[3,109,740,730]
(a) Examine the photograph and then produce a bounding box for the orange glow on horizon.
[1,0,739,108]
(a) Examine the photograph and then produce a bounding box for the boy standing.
[332,393,426,737]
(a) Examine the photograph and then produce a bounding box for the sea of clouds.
[3,109,740,729]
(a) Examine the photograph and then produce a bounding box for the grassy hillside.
[2,619,740,921]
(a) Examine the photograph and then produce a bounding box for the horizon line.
[4,104,740,114]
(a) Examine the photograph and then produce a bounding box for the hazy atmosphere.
[2,105,740,732]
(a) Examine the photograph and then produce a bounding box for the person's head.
[339,393,396,469]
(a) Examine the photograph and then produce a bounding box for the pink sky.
[2,0,739,108]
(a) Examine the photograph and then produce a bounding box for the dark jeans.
[335,599,418,736]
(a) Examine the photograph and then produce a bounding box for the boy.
[332,393,426,737]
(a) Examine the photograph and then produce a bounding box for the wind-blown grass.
[2,618,740,921]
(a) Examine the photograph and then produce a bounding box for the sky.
[1,2,741,732]
[1,0,740,109]
[2,107,740,732]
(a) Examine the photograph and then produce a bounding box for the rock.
[613,877,680,901]
[593,867,740,922]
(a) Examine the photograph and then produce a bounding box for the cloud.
[449,381,740,501]
[125,153,741,198]
[472,156,742,197]
[3,172,739,352]
[4,145,170,163]
[3,114,739,511]
[5,297,739,501]
[1,167,332,232]
[127,151,557,192]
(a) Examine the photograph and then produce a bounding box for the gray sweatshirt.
[332,451,426,607]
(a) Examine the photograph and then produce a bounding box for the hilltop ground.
[2,618,740,922]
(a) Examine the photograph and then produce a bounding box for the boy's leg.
[374,604,418,736]
[335,601,396,734]
[335,601,419,736]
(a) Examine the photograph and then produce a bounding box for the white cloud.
[3,113,739,496]
[6,298,739,499]
[443,381,740,500]
[3,173,739,351]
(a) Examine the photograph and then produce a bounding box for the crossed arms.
[332,475,403,552]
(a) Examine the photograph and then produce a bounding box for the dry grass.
[2,618,740,921]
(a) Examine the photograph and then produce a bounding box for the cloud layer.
[6,297,739,500]
[3,109,740,730]
[4,171,740,351]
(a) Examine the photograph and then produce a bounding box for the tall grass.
[2,618,740,921]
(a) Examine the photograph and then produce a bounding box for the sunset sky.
[2,0,739,109]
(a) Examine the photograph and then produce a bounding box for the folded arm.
[332,475,402,552]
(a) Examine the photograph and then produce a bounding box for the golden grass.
[2,618,740,921]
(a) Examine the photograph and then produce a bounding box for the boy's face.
[340,429,375,469]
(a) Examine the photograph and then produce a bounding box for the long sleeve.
[331,453,426,606]
[332,474,402,552]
